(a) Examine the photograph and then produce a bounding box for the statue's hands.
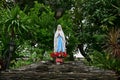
[57,34,60,37]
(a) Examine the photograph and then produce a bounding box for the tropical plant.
[89,28,120,74]
[0,5,32,69]
[0,5,30,51]
[103,28,120,58]
[90,50,120,74]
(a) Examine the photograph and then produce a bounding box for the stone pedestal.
[56,57,63,64]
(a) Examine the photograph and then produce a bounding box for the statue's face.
[58,28,61,31]
[58,26,61,31]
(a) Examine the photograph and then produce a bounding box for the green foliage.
[73,0,120,45]
[27,1,55,51]
[11,40,53,69]
[93,34,106,42]
[42,51,52,61]
[73,0,120,73]
[11,59,32,69]
[73,0,120,52]
[0,5,29,35]
[82,0,120,29]
[11,41,44,68]
[15,0,75,13]
[0,5,32,63]
[89,28,120,74]
[90,51,120,74]
[0,0,4,8]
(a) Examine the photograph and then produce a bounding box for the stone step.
[17,63,116,74]
[0,71,117,80]
[0,61,118,80]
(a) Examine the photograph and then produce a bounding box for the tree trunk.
[78,44,91,62]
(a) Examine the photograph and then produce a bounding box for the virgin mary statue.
[54,24,66,53]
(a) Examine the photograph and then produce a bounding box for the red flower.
[50,52,67,58]
[50,52,56,58]
[62,52,67,57]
